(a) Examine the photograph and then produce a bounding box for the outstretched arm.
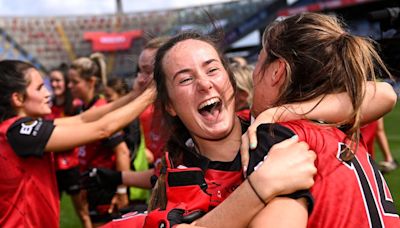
[54,89,141,126]
[46,85,155,152]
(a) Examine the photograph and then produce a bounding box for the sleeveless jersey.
[277,120,400,228]
[0,117,59,228]
[46,103,79,170]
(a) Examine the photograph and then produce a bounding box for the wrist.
[251,170,277,204]
[116,186,127,194]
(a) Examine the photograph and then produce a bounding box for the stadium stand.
[0,0,397,78]
[0,0,274,77]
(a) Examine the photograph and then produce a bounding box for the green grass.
[60,194,81,228]
[60,104,400,227]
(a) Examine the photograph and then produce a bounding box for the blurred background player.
[136,36,171,169]
[361,117,398,173]
[230,58,254,120]
[68,53,130,227]
[46,63,82,222]
[104,77,151,213]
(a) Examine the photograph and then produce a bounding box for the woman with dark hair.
[98,24,397,226]
[46,63,82,224]
[69,53,133,226]
[0,59,155,227]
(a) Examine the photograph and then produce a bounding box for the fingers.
[248,125,258,150]
[240,132,250,176]
[270,135,303,150]
[108,197,118,214]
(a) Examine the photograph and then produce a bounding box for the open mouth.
[198,97,222,118]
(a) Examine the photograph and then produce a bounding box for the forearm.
[115,142,131,172]
[80,90,141,123]
[249,197,308,228]
[114,142,131,191]
[195,180,266,228]
[101,89,154,137]
[121,169,154,189]
[54,90,140,126]
[269,82,397,124]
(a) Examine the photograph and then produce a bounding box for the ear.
[88,76,97,87]
[10,92,24,108]
[271,59,287,86]
[165,103,177,117]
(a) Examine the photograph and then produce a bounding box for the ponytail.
[261,12,392,144]
[71,53,107,95]
[90,52,107,87]
[148,157,168,211]
[337,34,392,140]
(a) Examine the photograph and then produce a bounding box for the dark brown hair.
[149,31,236,211]
[0,60,35,121]
[50,63,75,116]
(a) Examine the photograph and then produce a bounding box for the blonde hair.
[231,63,254,107]
[70,52,107,92]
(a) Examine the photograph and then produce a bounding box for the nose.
[196,77,213,92]
[44,86,52,98]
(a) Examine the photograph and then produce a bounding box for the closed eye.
[179,76,193,85]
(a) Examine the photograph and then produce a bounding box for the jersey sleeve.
[102,131,125,149]
[7,117,55,157]
[245,123,314,213]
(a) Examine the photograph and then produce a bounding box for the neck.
[54,95,65,106]
[194,117,242,162]
[83,90,95,106]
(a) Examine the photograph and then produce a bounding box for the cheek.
[252,85,268,116]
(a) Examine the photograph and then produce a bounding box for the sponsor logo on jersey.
[19,120,38,135]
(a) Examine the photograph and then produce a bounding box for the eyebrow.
[172,58,218,81]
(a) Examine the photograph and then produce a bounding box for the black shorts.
[56,166,81,195]
[87,187,117,223]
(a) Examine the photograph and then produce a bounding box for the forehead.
[68,69,80,77]
[26,68,42,82]
[139,48,157,66]
[50,70,63,78]
[163,39,220,70]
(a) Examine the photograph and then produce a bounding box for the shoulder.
[246,123,295,176]
[7,117,55,157]
[256,123,296,147]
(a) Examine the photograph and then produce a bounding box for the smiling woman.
[0,59,155,227]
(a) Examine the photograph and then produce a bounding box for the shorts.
[56,166,81,195]
[88,187,117,223]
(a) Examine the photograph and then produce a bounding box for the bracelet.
[247,175,267,205]
[116,186,127,194]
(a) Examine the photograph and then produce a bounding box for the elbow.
[98,124,114,139]
[381,82,397,112]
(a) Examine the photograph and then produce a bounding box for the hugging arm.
[191,137,316,228]
[241,81,396,168]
